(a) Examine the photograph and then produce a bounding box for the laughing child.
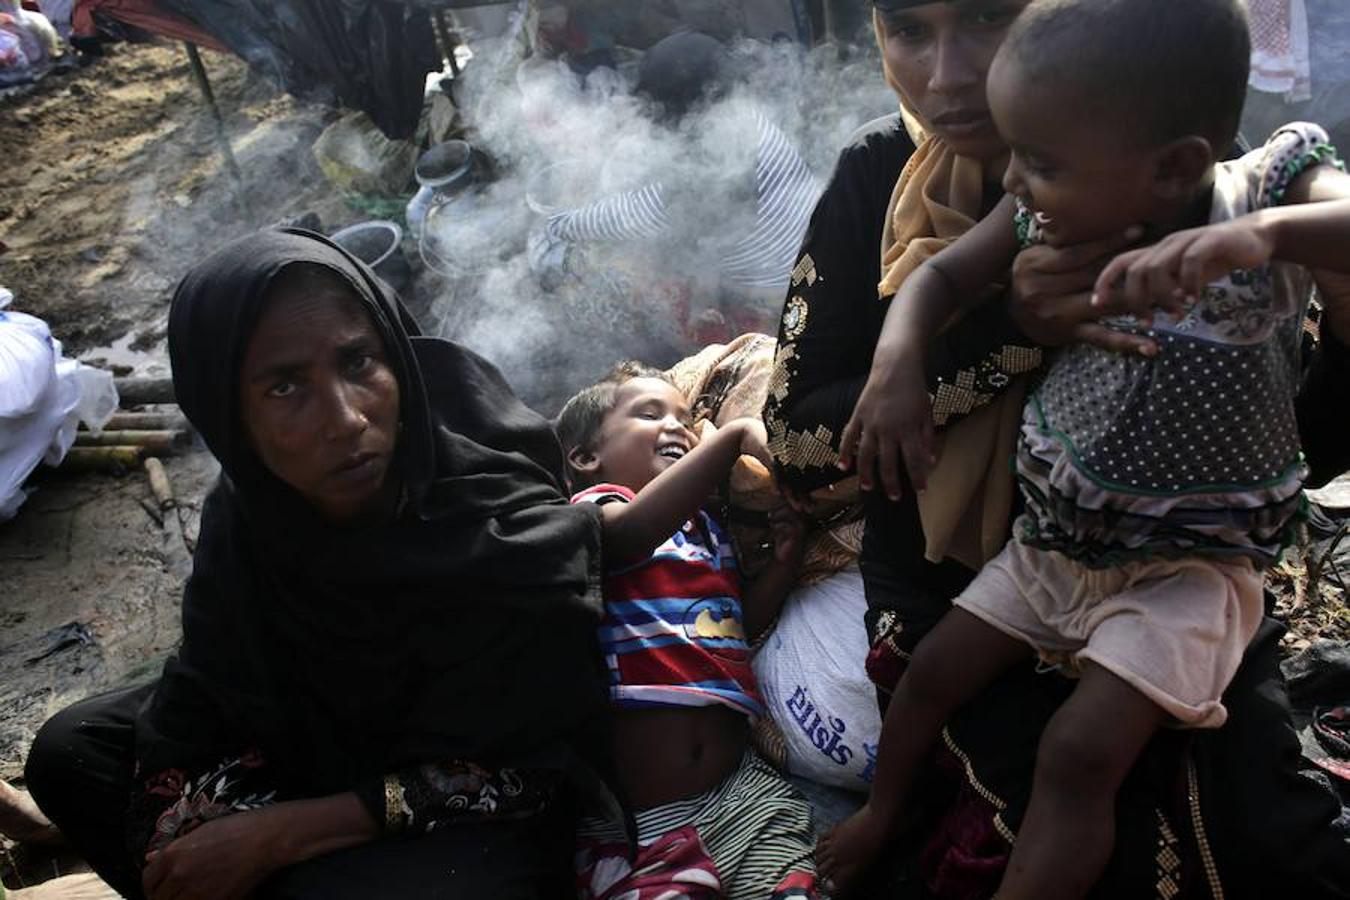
[557,362,821,899]
[818,0,1350,896]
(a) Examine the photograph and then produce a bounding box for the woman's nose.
[929,33,981,96]
[321,381,369,440]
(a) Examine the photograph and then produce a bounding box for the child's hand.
[732,417,773,469]
[767,503,807,565]
[1092,218,1277,314]
[839,357,936,500]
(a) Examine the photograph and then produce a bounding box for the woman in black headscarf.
[24,228,611,899]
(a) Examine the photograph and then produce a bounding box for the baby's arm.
[1094,165,1350,313]
[600,417,770,566]
[841,193,1021,498]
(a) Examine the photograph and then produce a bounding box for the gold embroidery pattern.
[383,774,407,833]
[768,341,800,404]
[1187,759,1225,899]
[1155,809,1182,900]
[939,729,1017,845]
[930,344,1043,427]
[791,253,818,288]
[783,296,810,341]
[766,341,845,472]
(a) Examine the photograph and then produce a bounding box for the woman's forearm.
[259,792,381,871]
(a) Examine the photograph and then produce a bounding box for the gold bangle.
[383,774,407,833]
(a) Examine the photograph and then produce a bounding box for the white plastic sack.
[0,303,118,520]
[752,566,882,793]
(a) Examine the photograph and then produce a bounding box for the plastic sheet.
[154,0,439,139]
[0,292,119,520]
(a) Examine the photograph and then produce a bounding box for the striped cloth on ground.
[578,752,823,900]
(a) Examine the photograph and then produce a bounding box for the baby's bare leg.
[996,663,1167,900]
[817,609,1030,895]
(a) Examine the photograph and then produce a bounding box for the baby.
[819,0,1350,897]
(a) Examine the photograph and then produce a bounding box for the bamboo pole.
[74,430,187,455]
[81,412,189,432]
[113,377,176,407]
[59,446,146,473]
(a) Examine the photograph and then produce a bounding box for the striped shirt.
[545,110,821,291]
[572,484,763,718]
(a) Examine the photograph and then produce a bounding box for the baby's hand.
[840,357,937,500]
[1092,218,1277,315]
[767,503,807,566]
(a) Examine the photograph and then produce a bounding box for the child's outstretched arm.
[1094,164,1350,310]
[840,194,1020,499]
[600,417,770,566]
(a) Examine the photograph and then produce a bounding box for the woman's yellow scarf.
[873,9,1027,570]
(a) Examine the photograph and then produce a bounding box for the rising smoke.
[424,26,897,413]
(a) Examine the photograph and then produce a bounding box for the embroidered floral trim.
[143,751,276,853]
[782,296,810,342]
[931,344,1042,427]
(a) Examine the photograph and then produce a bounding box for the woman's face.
[878,0,1029,160]
[238,276,401,523]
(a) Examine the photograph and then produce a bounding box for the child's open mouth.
[657,443,687,461]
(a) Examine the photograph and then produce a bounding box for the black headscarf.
[137,228,608,795]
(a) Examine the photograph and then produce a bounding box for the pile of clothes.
[0,0,64,86]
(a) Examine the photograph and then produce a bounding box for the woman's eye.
[882,17,928,42]
[972,5,1021,27]
[267,382,296,399]
[346,353,374,375]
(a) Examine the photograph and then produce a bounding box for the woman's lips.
[931,109,993,138]
[331,452,383,487]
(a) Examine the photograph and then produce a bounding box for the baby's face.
[988,54,1164,247]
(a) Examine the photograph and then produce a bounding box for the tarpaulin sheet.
[72,0,227,51]
[96,0,436,139]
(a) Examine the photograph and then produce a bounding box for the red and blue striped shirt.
[573,484,763,719]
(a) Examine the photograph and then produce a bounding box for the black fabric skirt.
[24,683,577,900]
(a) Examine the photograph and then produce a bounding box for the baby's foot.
[815,803,891,897]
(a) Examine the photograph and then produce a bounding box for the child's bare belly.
[611,705,749,809]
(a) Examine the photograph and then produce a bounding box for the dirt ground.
[1,31,1348,891]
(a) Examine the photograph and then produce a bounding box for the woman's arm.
[766,120,1046,494]
[141,793,377,900]
[841,195,1022,499]
[764,122,909,492]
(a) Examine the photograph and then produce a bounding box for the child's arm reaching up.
[840,194,1021,500]
[600,417,771,566]
[1094,164,1350,312]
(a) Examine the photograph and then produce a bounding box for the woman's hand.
[1011,227,1164,355]
[142,806,283,900]
[839,354,935,501]
[1093,218,1278,313]
[767,504,807,565]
